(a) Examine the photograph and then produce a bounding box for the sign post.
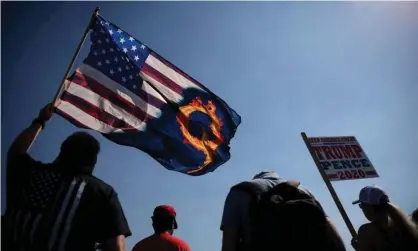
[301,132,377,239]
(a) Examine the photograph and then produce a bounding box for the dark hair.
[152,216,174,233]
[59,131,100,167]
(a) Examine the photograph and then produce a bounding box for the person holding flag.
[54,9,241,176]
[4,6,241,251]
[3,104,132,251]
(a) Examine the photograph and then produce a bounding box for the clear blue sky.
[2,2,418,251]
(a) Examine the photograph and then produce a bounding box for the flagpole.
[26,7,100,153]
[301,132,358,239]
[51,6,100,105]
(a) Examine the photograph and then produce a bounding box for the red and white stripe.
[56,52,206,134]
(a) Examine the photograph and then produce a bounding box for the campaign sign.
[307,136,379,182]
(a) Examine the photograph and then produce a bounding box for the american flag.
[56,16,207,133]
[4,169,88,251]
[56,15,241,175]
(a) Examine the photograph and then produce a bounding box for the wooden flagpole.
[26,7,100,153]
[301,132,358,239]
[51,6,101,105]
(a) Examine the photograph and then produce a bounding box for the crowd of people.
[2,104,418,251]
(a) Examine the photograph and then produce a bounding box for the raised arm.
[8,104,53,158]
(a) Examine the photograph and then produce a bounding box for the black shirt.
[4,153,132,251]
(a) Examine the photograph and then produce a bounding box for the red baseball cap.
[153,205,178,229]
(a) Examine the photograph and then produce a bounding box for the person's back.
[220,171,346,251]
[4,104,131,251]
[133,233,189,251]
[5,168,129,251]
[132,205,190,251]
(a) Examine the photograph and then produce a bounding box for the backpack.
[233,180,330,251]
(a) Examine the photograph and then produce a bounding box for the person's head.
[151,205,178,235]
[411,208,418,226]
[354,186,418,244]
[352,185,390,222]
[57,131,100,173]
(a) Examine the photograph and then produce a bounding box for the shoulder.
[220,183,254,230]
[358,222,380,238]
[131,239,145,251]
[136,234,190,251]
[132,235,153,250]
[77,175,120,209]
[7,153,47,173]
[224,185,253,208]
[359,222,378,231]
[165,235,191,250]
[82,175,117,198]
[132,235,162,251]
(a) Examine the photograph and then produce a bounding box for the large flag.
[56,15,241,176]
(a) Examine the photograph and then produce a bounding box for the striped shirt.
[4,153,131,251]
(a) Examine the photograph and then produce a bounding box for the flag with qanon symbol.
[56,14,241,176]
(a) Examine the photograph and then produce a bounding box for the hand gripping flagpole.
[51,7,100,106]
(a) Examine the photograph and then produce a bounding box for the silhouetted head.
[57,131,100,174]
[151,205,178,235]
[353,185,390,222]
[412,208,418,226]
